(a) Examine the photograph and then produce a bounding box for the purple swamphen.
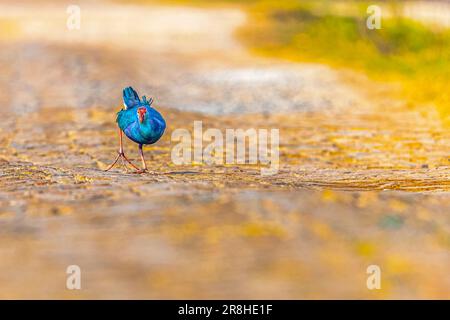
[105,87,166,173]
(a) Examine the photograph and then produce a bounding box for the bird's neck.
[138,118,153,136]
[139,118,151,128]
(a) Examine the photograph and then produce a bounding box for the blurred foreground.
[0,0,449,298]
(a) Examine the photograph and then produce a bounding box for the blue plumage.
[105,87,166,173]
[117,87,166,145]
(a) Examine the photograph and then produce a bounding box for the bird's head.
[137,107,147,123]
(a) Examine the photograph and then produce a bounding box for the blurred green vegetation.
[143,0,450,120]
[239,0,450,120]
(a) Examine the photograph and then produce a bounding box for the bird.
[105,86,166,173]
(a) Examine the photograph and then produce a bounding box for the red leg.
[105,128,140,172]
[133,144,148,174]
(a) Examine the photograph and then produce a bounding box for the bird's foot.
[104,151,140,172]
[120,156,130,173]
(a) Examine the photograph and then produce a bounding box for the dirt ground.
[0,1,449,299]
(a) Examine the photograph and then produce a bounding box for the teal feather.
[116,87,166,145]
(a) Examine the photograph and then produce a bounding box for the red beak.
[138,107,147,123]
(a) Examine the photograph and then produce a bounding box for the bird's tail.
[122,86,140,109]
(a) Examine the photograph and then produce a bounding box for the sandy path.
[0,1,449,299]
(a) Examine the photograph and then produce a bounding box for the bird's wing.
[116,109,135,131]
[122,87,141,109]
